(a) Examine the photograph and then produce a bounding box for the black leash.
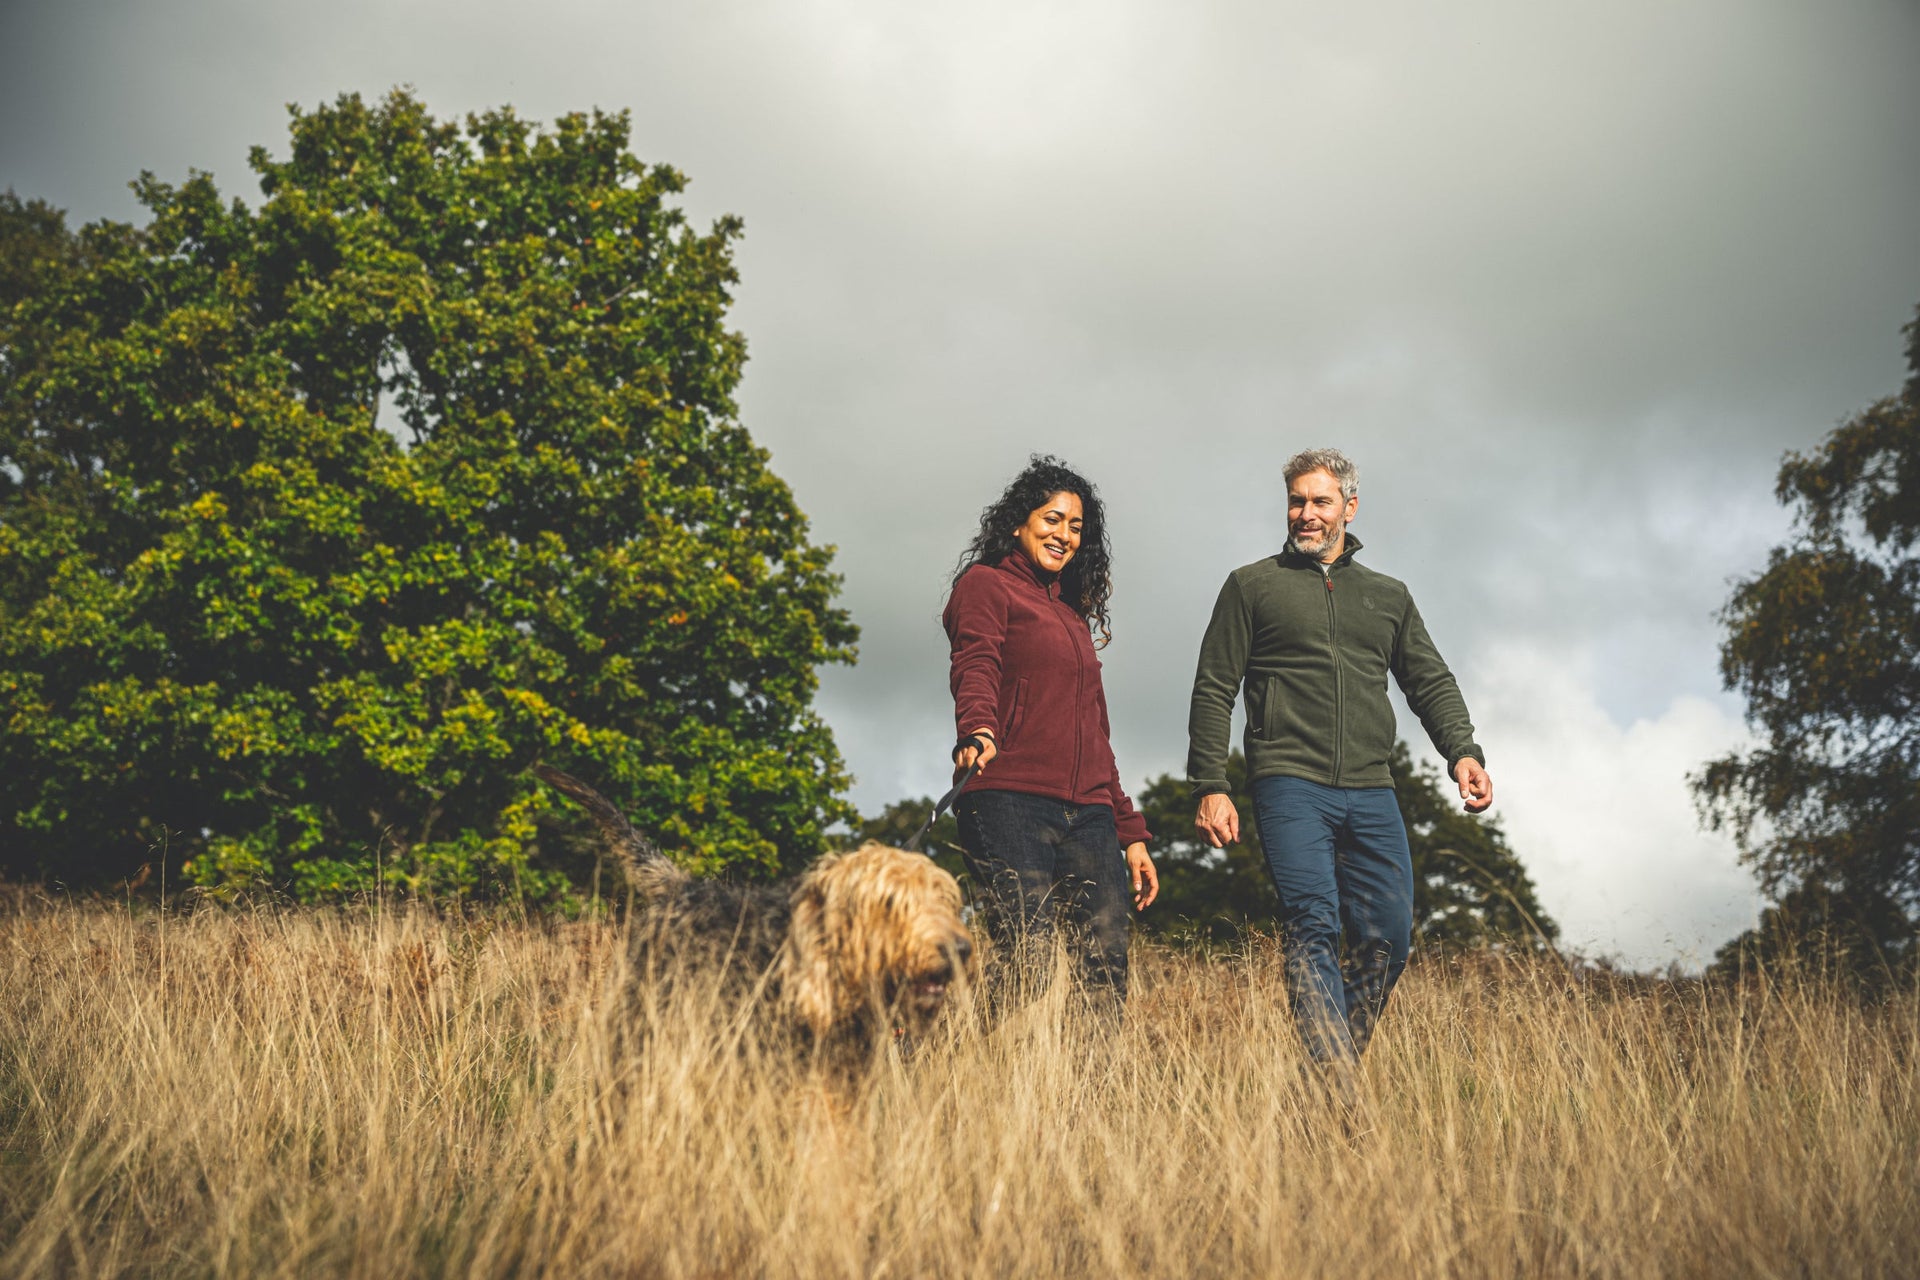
[904,736,985,854]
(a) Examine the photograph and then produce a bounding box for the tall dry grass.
[1,889,1914,1278]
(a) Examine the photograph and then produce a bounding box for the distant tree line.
[853,740,1559,951]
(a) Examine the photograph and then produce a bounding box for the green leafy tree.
[1131,751,1277,943]
[1,193,135,512]
[1,191,97,311]
[0,91,857,898]
[1695,306,1920,978]
[1131,744,1557,948]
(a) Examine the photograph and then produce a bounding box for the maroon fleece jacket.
[943,553,1151,846]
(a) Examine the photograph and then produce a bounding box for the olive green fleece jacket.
[1186,534,1484,796]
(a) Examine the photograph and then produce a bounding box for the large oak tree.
[0,92,857,898]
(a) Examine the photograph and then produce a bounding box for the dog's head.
[780,842,976,1038]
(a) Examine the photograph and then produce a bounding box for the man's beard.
[1289,518,1345,560]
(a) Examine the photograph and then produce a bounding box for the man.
[1187,448,1491,1067]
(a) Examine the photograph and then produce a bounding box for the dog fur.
[533,765,975,1046]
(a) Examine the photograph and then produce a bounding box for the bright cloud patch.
[1457,641,1764,970]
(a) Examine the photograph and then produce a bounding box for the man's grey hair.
[1283,448,1359,502]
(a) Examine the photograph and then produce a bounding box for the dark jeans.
[954,789,1130,1012]
[1250,775,1414,1063]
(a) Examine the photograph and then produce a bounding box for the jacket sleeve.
[944,568,1009,741]
[1389,593,1485,777]
[1094,680,1152,846]
[1186,572,1251,798]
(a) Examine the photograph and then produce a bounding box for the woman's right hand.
[954,727,998,776]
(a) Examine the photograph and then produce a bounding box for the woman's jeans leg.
[1249,776,1413,1061]
[954,790,1130,1010]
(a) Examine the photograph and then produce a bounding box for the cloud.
[1464,640,1763,970]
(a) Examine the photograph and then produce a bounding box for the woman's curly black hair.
[951,455,1115,647]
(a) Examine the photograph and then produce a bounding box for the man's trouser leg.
[1251,776,1357,1062]
[1251,776,1415,1061]
[1334,786,1414,1056]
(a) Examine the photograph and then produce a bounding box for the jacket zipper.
[1054,578,1086,797]
[1322,562,1343,785]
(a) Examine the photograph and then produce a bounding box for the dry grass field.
[1,889,1914,1279]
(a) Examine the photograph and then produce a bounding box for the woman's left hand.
[1125,842,1158,911]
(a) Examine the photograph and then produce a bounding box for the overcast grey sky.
[5,0,1918,966]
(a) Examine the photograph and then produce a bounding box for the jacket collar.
[996,550,1059,595]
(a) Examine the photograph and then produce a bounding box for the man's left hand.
[1455,758,1493,813]
[1126,842,1159,911]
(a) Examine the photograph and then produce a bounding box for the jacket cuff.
[1445,746,1486,777]
[956,711,1001,742]
[1116,810,1152,846]
[1189,779,1230,800]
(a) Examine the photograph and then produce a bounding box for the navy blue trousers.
[1250,776,1413,1061]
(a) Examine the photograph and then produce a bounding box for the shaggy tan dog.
[534,766,975,1045]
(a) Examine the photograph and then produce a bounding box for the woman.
[943,456,1158,1012]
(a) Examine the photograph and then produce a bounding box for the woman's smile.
[1014,491,1083,573]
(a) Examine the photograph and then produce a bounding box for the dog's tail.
[532,764,689,899]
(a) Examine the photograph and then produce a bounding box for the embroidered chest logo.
[1362,594,1377,611]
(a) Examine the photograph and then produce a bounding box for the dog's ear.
[780,873,842,1038]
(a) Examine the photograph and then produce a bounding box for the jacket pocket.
[1004,676,1030,748]
[1246,676,1277,738]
